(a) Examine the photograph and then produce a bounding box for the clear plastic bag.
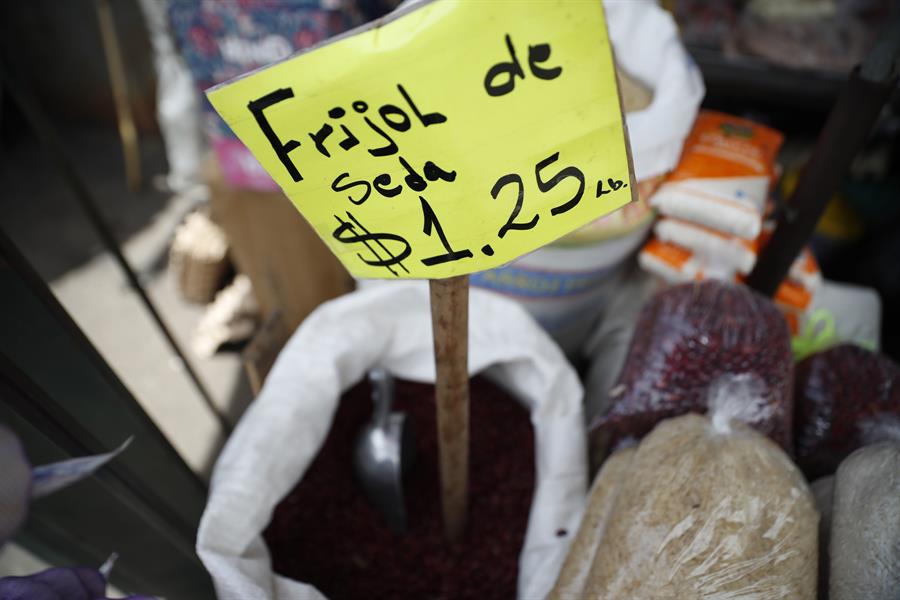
[829,443,900,600]
[547,447,635,599]
[583,376,818,599]
[794,344,900,478]
[591,281,794,453]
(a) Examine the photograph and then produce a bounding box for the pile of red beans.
[264,376,535,599]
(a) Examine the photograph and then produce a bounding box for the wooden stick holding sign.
[429,275,470,543]
[206,0,636,544]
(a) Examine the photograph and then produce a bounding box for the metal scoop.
[354,369,414,533]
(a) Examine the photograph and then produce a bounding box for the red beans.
[794,344,900,479]
[264,377,535,599]
[591,281,794,453]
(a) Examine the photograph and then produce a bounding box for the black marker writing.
[332,173,371,205]
[420,196,473,266]
[305,85,447,159]
[484,34,563,97]
[330,156,457,205]
[596,177,628,197]
[248,88,303,181]
[528,43,562,80]
[487,152,628,245]
[332,212,411,276]
[397,84,447,127]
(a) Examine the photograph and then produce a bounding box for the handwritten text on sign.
[207,0,634,279]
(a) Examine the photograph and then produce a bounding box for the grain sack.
[829,442,900,600]
[584,378,818,599]
[547,447,635,599]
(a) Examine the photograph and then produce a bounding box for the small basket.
[170,210,230,304]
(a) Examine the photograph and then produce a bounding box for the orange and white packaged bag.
[650,111,784,240]
[640,237,820,288]
[775,279,815,334]
[758,222,824,292]
[652,218,824,281]
[741,244,822,335]
[790,246,823,292]
[638,238,708,283]
[654,217,759,274]
[640,238,821,334]
[638,238,739,283]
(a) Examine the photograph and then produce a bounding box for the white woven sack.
[197,283,586,599]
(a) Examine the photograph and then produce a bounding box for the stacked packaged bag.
[638,111,822,333]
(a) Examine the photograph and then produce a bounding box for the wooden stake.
[429,275,470,543]
[96,0,141,192]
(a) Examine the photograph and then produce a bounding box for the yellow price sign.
[207,0,634,279]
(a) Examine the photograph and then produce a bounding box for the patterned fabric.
[168,0,370,189]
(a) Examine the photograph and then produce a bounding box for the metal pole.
[747,11,900,296]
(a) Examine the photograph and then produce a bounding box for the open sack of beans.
[552,374,819,599]
[590,280,794,457]
[196,283,587,600]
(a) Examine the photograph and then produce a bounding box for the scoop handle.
[369,368,395,425]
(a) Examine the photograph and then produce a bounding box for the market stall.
[170,0,900,598]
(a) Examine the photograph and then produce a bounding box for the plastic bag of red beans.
[794,344,900,479]
[590,280,794,454]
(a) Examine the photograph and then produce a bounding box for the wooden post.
[96,0,141,191]
[429,275,470,543]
